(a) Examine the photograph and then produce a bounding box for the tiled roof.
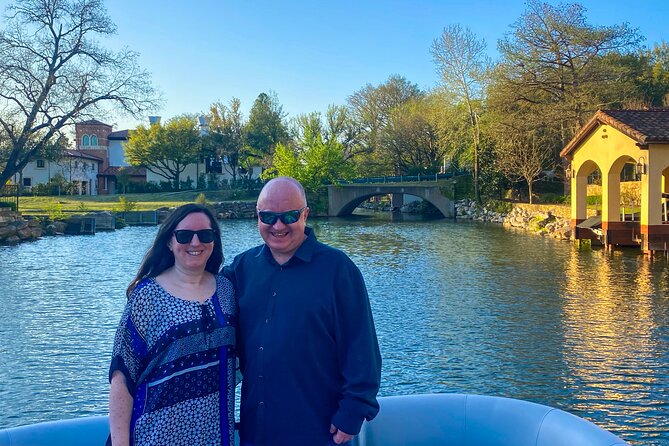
[77,119,111,127]
[100,166,146,176]
[62,150,103,161]
[561,109,669,158]
[108,129,129,140]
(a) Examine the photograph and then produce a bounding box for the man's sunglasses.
[257,207,306,225]
[173,229,216,244]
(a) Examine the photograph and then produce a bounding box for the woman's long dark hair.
[126,204,223,297]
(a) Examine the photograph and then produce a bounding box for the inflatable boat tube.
[0,394,629,446]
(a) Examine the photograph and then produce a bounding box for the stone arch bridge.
[327,183,454,217]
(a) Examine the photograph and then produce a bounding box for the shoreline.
[1,200,583,246]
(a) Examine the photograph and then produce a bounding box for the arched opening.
[574,159,602,221]
[609,156,640,223]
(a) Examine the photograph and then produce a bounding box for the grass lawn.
[18,190,258,215]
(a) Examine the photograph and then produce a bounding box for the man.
[224,176,382,446]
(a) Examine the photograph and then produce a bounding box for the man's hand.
[330,424,354,444]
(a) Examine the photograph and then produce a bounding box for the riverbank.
[1,199,581,245]
[454,199,576,240]
[0,201,258,245]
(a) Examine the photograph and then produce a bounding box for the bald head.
[257,176,307,209]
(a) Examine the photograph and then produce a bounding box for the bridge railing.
[337,170,463,185]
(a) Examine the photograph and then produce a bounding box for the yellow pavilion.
[561,109,669,253]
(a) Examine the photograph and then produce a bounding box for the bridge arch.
[327,184,454,217]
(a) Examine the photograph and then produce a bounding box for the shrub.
[484,199,513,214]
[45,200,65,221]
[537,193,569,204]
[195,193,207,205]
[115,217,127,229]
[116,195,138,212]
[587,195,601,206]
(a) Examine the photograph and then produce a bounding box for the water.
[0,216,668,445]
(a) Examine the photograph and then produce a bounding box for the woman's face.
[169,212,215,272]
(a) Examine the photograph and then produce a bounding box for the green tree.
[492,0,643,146]
[125,116,201,190]
[205,98,246,182]
[116,167,132,194]
[266,115,353,192]
[347,75,424,175]
[244,92,289,168]
[604,42,669,108]
[431,24,491,203]
[0,0,158,187]
[380,96,445,175]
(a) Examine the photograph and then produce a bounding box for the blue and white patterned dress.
[110,275,236,446]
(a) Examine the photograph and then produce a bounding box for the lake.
[0,214,667,445]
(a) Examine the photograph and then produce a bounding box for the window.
[92,163,96,172]
[74,161,79,168]
[23,177,31,187]
[90,135,98,146]
[82,135,90,146]
[36,159,45,168]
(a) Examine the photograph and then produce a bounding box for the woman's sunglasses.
[173,229,216,244]
[257,207,306,225]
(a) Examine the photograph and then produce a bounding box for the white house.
[13,117,261,195]
[14,149,102,195]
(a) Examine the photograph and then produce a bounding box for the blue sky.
[5,1,669,130]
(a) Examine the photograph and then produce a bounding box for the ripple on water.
[1,219,668,445]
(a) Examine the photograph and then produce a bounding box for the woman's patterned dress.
[110,275,236,446]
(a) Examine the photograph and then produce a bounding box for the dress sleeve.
[108,293,149,396]
[331,255,382,435]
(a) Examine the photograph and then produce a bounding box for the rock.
[0,225,17,238]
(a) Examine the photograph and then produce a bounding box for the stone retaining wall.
[454,200,599,240]
[0,208,43,245]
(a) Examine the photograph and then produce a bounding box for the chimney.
[148,116,161,125]
[198,116,209,136]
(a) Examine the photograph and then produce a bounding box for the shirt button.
[272,292,277,296]
[265,318,270,324]
[259,346,263,351]
[259,401,265,407]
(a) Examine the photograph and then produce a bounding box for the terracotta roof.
[62,150,103,161]
[108,129,129,140]
[77,119,111,127]
[100,166,146,176]
[561,109,669,159]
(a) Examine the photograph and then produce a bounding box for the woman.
[109,204,235,446]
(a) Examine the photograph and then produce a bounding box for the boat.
[0,393,629,446]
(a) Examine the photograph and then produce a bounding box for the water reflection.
[0,218,667,445]
[562,247,669,442]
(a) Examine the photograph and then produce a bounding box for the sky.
[8,0,669,130]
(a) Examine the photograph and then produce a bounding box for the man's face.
[256,182,308,263]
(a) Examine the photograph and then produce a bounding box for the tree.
[267,114,353,192]
[380,96,444,175]
[492,0,643,145]
[116,166,132,194]
[431,24,491,203]
[494,129,553,204]
[205,98,246,182]
[244,92,289,167]
[323,105,362,159]
[347,75,424,174]
[0,0,158,186]
[125,116,201,190]
[604,42,669,108]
